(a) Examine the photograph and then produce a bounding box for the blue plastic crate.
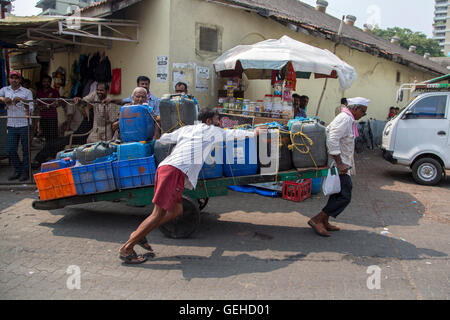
[71,162,116,195]
[112,156,156,189]
[41,158,76,173]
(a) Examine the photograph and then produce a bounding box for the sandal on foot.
[137,237,154,252]
[119,250,147,264]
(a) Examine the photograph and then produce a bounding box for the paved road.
[0,149,449,300]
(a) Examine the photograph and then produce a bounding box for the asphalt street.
[0,149,449,300]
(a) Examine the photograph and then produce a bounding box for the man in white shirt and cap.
[308,97,369,237]
[118,107,265,264]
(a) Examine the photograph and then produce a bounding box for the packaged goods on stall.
[218,98,224,113]
[273,80,283,96]
[228,97,236,114]
[264,94,273,117]
[256,100,264,117]
[249,101,257,116]
[242,99,250,115]
[272,95,282,118]
[282,101,293,119]
[283,87,292,102]
[222,98,229,114]
[236,98,243,114]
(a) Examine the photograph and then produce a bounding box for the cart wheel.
[159,196,200,239]
[197,198,209,211]
[32,200,64,211]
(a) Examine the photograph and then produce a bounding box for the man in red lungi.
[119,108,264,264]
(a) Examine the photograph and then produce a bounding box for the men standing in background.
[0,71,34,181]
[36,75,60,144]
[293,95,309,118]
[175,81,199,115]
[335,98,348,116]
[122,76,160,115]
[74,82,120,143]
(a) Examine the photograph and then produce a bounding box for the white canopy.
[213,35,358,90]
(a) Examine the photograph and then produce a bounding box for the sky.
[11,0,436,38]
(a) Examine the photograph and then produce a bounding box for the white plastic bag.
[322,167,341,196]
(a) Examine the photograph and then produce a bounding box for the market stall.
[213,35,358,125]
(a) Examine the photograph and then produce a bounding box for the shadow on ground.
[35,149,448,279]
[39,204,447,280]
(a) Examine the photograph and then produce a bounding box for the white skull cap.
[347,97,370,107]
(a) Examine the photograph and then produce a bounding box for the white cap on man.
[347,97,370,107]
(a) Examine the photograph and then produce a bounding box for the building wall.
[50,0,439,124]
[445,5,450,56]
[169,0,436,123]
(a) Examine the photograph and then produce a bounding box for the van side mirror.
[396,90,403,103]
[402,110,414,119]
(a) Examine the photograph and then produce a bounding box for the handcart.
[32,167,328,239]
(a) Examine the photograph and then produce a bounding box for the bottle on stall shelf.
[228,97,236,114]
[272,95,282,118]
[249,101,257,117]
[222,98,229,114]
[235,98,243,114]
[282,101,293,119]
[273,81,283,96]
[242,99,250,116]
[218,98,224,113]
[256,100,264,117]
[264,94,273,118]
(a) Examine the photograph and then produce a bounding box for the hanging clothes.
[95,55,112,83]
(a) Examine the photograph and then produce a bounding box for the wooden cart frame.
[32,167,328,239]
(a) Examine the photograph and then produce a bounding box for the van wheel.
[412,158,443,186]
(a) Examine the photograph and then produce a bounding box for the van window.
[408,95,447,119]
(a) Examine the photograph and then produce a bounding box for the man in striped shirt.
[0,71,34,181]
[119,108,265,264]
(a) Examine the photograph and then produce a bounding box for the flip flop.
[137,237,154,253]
[119,250,147,264]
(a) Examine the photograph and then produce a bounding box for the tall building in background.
[35,0,98,16]
[433,0,450,56]
[1,0,14,17]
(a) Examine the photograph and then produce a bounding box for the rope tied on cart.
[285,124,320,175]
[165,97,187,133]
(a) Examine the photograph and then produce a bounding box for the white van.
[382,85,450,186]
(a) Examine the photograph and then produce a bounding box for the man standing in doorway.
[308,97,369,237]
[36,75,60,144]
[0,71,34,181]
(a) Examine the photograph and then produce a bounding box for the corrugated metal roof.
[218,0,448,75]
[0,16,60,44]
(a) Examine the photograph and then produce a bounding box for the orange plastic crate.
[34,168,77,201]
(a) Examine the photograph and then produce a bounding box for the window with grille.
[196,23,222,55]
